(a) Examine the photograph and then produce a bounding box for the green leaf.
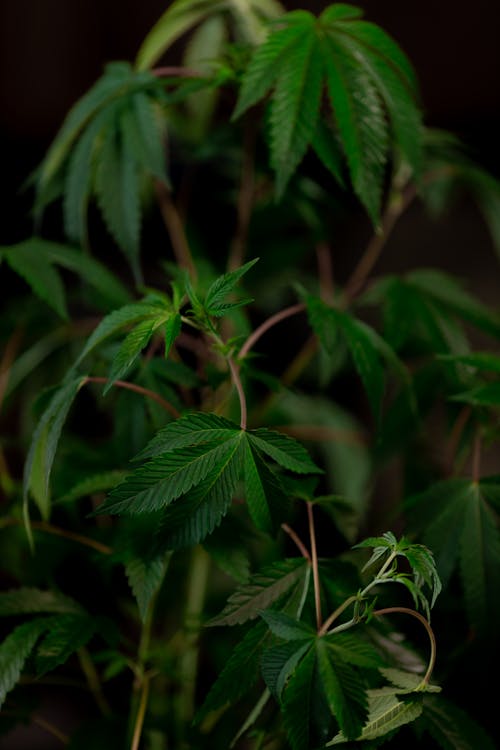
[247,429,322,474]
[0,588,84,616]
[0,619,49,709]
[269,20,323,196]
[195,620,269,723]
[261,640,311,700]
[204,258,258,316]
[136,412,239,459]
[95,125,142,282]
[242,440,289,533]
[55,470,128,506]
[35,614,97,676]
[420,695,497,750]
[381,668,440,693]
[104,315,168,393]
[164,313,182,358]
[125,552,170,621]
[136,0,226,71]
[120,92,168,183]
[310,119,345,185]
[1,243,67,318]
[208,558,308,627]
[452,383,500,407]
[23,376,87,523]
[321,35,389,223]
[94,436,243,515]
[76,301,169,365]
[316,637,368,740]
[282,645,316,750]
[260,610,315,641]
[327,693,423,744]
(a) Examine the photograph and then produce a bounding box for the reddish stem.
[239,303,306,360]
[281,523,311,562]
[85,377,180,418]
[307,502,322,630]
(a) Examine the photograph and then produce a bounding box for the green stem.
[319,595,359,636]
[373,607,437,686]
[130,676,151,750]
[176,546,211,731]
[78,647,111,716]
[228,357,247,430]
[307,503,322,630]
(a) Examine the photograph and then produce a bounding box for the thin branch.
[152,66,205,79]
[0,518,112,555]
[228,119,257,272]
[154,180,197,279]
[276,424,366,446]
[85,376,180,418]
[228,358,247,430]
[78,647,112,716]
[131,676,151,750]
[343,183,417,303]
[307,503,322,630]
[281,523,311,562]
[31,715,69,745]
[316,242,335,304]
[373,606,437,686]
[239,303,306,360]
[319,595,358,636]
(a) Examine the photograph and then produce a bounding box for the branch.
[239,303,306,360]
[85,376,180,418]
[316,242,335,304]
[281,523,311,562]
[152,66,205,79]
[373,606,437,686]
[0,518,112,555]
[343,183,417,303]
[130,676,150,750]
[154,180,197,279]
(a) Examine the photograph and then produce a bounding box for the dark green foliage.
[3,3,500,748]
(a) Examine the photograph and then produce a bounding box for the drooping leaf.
[125,552,171,621]
[208,558,309,627]
[120,92,168,183]
[242,440,290,533]
[0,619,49,710]
[54,470,128,506]
[0,588,84,617]
[23,375,87,523]
[1,242,67,318]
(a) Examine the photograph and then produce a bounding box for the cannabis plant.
[1,1,500,748]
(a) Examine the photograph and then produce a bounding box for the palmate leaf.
[261,639,311,700]
[208,558,309,626]
[95,413,320,544]
[23,375,87,525]
[282,646,317,750]
[260,610,315,641]
[405,478,500,630]
[234,6,421,220]
[204,258,258,317]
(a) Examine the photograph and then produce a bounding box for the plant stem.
[176,546,211,731]
[281,523,311,561]
[316,242,335,304]
[228,357,247,429]
[31,715,69,745]
[152,66,204,79]
[131,677,151,750]
[85,376,180,418]
[228,118,257,272]
[0,518,112,555]
[343,183,417,303]
[373,606,437,686]
[319,595,359,636]
[307,502,322,630]
[78,647,112,716]
[154,180,197,279]
[239,303,306,360]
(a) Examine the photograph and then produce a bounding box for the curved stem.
[307,503,322,630]
[239,303,306,360]
[78,647,112,716]
[85,377,180,418]
[281,523,311,562]
[373,606,437,686]
[319,595,358,636]
[228,358,247,430]
[0,518,112,555]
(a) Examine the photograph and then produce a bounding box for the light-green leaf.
[327,693,422,744]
